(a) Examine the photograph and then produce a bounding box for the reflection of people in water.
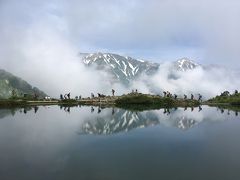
[98,107,101,114]
[91,107,94,113]
[23,108,27,114]
[221,109,224,114]
[64,107,70,113]
[198,106,202,112]
[227,110,230,115]
[112,108,115,115]
[163,108,170,115]
[184,107,187,111]
[34,106,39,113]
[191,107,194,111]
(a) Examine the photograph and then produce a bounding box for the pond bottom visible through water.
[0,105,239,180]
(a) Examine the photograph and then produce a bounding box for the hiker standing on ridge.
[174,94,177,100]
[184,94,187,100]
[112,89,115,96]
[191,94,194,100]
[67,93,70,99]
[198,94,202,102]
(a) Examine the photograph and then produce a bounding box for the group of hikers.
[60,89,203,101]
[60,93,71,100]
[163,91,202,101]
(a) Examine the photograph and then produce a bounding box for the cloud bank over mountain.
[0,0,240,98]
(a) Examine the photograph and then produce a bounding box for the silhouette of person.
[60,94,63,100]
[67,93,70,99]
[184,94,187,100]
[191,94,194,100]
[112,89,115,96]
[198,106,202,112]
[198,94,202,102]
[163,91,166,97]
[174,94,177,99]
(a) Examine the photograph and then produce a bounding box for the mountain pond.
[0,105,240,180]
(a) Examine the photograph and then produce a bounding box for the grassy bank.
[207,92,240,106]
[115,93,200,110]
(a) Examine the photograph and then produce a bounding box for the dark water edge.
[0,105,240,180]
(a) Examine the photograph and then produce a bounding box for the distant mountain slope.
[79,52,200,85]
[80,52,159,84]
[0,69,47,99]
[174,58,200,71]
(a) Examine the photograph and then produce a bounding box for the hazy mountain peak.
[175,58,200,71]
[79,52,200,85]
[80,52,159,84]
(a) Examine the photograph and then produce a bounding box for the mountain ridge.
[79,52,200,85]
[0,69,47,99]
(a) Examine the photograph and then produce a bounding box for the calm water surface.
[0,105,239,180]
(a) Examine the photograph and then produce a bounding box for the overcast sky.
[0,0,240,67]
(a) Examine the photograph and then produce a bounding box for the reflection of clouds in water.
[78,106,239,134]
[0,105,239,173]
[152,106,239,130]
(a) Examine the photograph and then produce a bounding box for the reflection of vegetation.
[58,99,79,105]
[209,104,240,113]
[115,93,200,111]
[208,91,240,106]
[0,99,27,108]
[0,106,39,119]
[0,108,18,118]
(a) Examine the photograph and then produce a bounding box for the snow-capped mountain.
[174,58,200,71]
[79,52,200,85]
[80,52,159,84]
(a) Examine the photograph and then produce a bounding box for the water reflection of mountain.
[78,107,204,135]
[79,109,160,135]
[174,116,197,130]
